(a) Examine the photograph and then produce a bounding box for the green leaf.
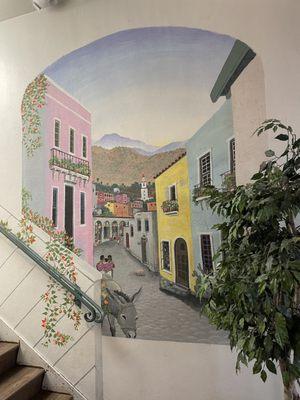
[275,134,289,141]
[274,313,289,349]
[291,270,300,282]
[253,361,262,374]
[260,370,267,382]
[252,172,263,180]
[266,360,277,374]
[264,336,273,353]
[258,319,266,334]
[265,149,275,157]
[293,138,300,149]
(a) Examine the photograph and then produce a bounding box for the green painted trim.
[210,40,256,103]
[0,226,104,323]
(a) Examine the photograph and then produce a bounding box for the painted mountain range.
[92,146,185,185]
[93,133,186,155]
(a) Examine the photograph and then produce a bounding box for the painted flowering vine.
[0,188,83,347]
[21,74,48,157]
[42,237,81,347]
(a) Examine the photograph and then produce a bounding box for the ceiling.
[0,0,35,23]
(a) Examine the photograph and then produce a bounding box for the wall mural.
[22,26,241,343]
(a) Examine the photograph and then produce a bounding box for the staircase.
[0,341,72,400]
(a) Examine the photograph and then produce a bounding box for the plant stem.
[280,359,300,400]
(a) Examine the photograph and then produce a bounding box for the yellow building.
[106,201,115,214]
[154,153,196,294]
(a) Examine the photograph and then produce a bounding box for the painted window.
[54,120,60,148]
[145,219,149,232]
[82,136,87,158]
[130,225,134,237]
[52,188,58,227]
[169,184,177,201]
[229,138,236,173]
[161,241,170,271]
[137,219,141,231]
[80,192,85,225]
[69,128,75,153]
[199,152,211,187]
[200,234,213,274]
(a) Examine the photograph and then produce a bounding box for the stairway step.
[32,391,73,399]
[0,365,44,400]
[0,342,19,376]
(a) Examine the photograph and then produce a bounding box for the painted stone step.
[32,391,73,399]
[0,365,44,400]
[0,342,19,376]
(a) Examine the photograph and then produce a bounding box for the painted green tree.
[197,120,300,400]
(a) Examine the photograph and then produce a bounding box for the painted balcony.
[49,148,91,182]
[161,199,179,214]
[193,184,211,202]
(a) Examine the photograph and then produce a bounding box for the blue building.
[186,100,235,276]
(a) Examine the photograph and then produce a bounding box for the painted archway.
[174,238,189,289]
[20,26,264,344]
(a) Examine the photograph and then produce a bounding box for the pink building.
[23,76,93,264]
[115,193,129,204]
[97,191,115,205]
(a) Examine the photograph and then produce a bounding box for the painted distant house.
[154,153,195,295]
[94,216,132,244]
[23,75,93,264]
[132,200,143,209]
[115,193,129,204]
[105,201,115,215]
[186,100,235,278]
[114,203,133,218]
[146,200,157,212]
[97,191,114,205]
[124,211,159,272]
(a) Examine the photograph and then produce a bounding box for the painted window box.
[161,200,179,214]
[49,148,91,181]
[193,184,211,202]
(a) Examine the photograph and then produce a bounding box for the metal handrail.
[0,225,104,324]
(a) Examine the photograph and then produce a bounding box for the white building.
[123,211,159,273]
[140,175,149,201]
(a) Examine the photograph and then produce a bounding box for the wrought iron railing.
[49,148,91,178]
[0,225,104,324]
[161,199,179,213]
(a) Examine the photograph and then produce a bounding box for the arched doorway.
[174,238,189,289]
[119,221,125,237]
[103,221,110,239]
[112,221,118,238]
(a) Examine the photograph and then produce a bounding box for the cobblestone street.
[94,241,228,344]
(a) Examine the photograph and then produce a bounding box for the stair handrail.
[0,224,104,324]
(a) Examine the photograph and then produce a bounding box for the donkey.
[102,284,142,338]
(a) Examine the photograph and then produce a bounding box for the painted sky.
[44,27,234,146]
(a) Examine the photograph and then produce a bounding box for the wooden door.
[175,238,189,288]
[64,185,74,238]
[126,233,130,248]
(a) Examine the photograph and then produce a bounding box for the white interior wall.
[0,1,299,399]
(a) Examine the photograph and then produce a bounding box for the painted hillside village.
[21,28,262,342]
